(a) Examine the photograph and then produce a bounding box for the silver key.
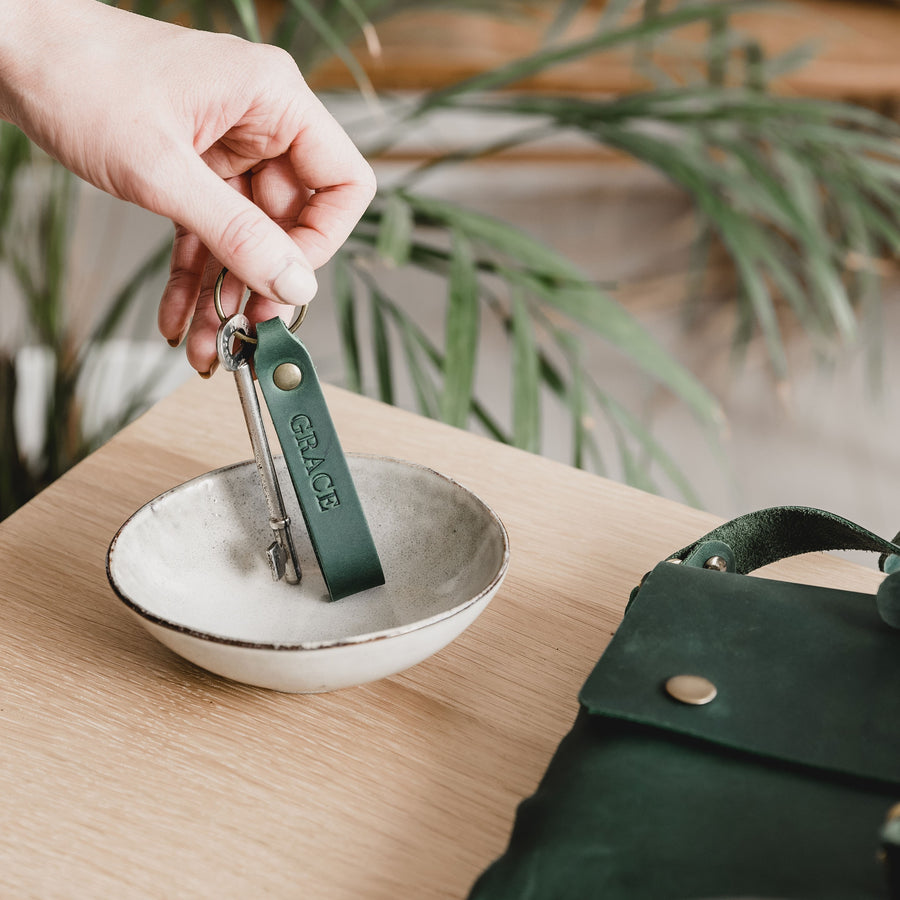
[217,314,301,585]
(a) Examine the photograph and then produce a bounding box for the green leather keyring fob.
[254,317,385,601]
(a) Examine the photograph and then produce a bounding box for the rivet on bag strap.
[669,506,900,628]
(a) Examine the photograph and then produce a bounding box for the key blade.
[217,313,303,585]
[266,541,287,581]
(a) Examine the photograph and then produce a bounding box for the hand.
[0,1,376,374]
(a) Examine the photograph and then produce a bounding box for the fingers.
[181,171,299,374]
[163,86,373,304]
[184,173,253,374]
[168,159,309,372]
[282,93,377,269]
[158,224,205,346]
[184,269,293,375]
[152,45,375,372]
[168,153,320,310]
[184,261,245,375]
[245,154,311,312]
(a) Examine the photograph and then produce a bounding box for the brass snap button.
[273,362,303,391]
[665,675,718,706]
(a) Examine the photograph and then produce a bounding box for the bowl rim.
[106,453,510,652]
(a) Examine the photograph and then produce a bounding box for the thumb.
[164,156,318,307]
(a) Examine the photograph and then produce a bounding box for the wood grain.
[0,375,883,897]
[305,1,900,107]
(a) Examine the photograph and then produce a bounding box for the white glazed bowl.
[107,455,509,693]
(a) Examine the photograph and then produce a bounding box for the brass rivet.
[665,675,718,706]
[704,555,728,571]
[273,363,302,391]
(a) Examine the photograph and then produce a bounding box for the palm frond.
[510,288,540,454]
[406,1,764,118]
[8,0,900,518]
[339,189,723,502]
[423,88,900,377]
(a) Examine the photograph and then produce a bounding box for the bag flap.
[580,561,900,787]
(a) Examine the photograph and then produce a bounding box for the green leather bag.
[469,507,900,900]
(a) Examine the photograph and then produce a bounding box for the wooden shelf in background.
[302,1,900,111]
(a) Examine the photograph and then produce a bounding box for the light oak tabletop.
[0,374,883,898]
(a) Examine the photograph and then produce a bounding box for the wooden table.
[0,375,883,898]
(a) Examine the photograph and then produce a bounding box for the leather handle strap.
[670,506,900,574]
[667,506,900,628]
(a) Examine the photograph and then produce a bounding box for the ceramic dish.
[107,454,509,692]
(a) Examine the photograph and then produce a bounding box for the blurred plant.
[339,0,900,384]
[0,122,172,518]
[5,0,900,519]
[258,0,900,483]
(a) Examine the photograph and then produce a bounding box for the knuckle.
[260,44,301,78]
[165,264,199,295]
[248,43,301,90]
[219,207,267,260]
[357,160,377,203]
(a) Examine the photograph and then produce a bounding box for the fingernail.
[167,324,190,349]
[199,360,219,380]
[271,260,317,306]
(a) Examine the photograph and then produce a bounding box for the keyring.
[213,267,307,344]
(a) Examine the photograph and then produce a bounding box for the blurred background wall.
[5,0,900,536]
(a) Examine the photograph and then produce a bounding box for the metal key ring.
[213,267,307,344]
